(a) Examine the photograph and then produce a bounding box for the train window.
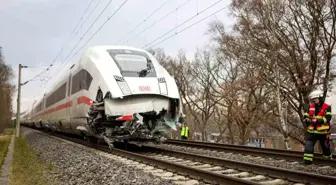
[107,49,157,77]
[71,69,93,95]
[115,54,147,70]
[68,75,71,96]
[57,83,66,102]
[46,83,66,107]
[35,102,42,113]
[71,72,80,94]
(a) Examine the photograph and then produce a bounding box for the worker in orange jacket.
[302,90,333,165]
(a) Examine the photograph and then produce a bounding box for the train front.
[90,47,184,147]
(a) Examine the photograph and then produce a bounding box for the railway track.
[139,145,336,185]
[35,130,257,185]
[166,139,336,166]
[28,127,336,185]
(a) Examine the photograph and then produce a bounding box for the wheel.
[96,90,103,102]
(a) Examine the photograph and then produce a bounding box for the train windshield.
[107,49,157,77]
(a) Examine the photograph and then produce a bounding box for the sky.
[0,0,234,113]
[2,0,336,115]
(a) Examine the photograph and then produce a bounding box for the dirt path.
[0,135,14,185]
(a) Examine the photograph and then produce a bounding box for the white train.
[21,45,184,147]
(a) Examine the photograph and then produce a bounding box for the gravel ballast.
[149,143,336,177]
[20,127,198,185]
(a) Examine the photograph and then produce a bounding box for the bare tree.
[0,47,14,133]
[230,0,336,124]
[149,47,224,141]
[185,48,222,141]
[204,0,336,145]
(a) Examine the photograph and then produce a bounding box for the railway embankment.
[0,128,13,185]
[10,135,53,185]
[1,127,53,185]
[0,129,13,173]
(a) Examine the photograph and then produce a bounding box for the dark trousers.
[303,132,332,161]
[181,136,188,140]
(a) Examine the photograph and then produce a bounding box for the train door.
[69,66,84,131]
[66,72,73,131]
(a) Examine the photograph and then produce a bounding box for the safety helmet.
[308,89,323,99]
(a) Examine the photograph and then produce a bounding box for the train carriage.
[22,45,184,146]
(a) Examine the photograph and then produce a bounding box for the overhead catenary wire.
[38,0,190,87]
[143,5,228,49]
[57,0,96,59]
[22,0,96,87]
[56,0,116,72]
[20,1,229,113]
[21,65,54,86]
[114,0,172,45]
[62,0,102,59]
[120,0,193,45]
[41,0,129,90]
[42,0,103,87]
[47,0,96,68]
[142,0,223,48]
[64,0,129,67]
[25,0,223,90]
[23,65,52,68]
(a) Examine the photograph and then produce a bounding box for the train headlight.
[158,77,168,95]
[118,81,131,95]
[114,75,132,95]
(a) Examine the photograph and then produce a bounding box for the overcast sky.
[3,0,336,115]
[0,0,235,113]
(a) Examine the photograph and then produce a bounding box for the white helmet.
[309,90,323,99]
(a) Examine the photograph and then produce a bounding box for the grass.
[0,128,14,172]
[10,137,55,185]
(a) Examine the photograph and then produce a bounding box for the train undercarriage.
[82,96,181,149]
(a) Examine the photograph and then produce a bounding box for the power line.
[26,0,96,87]
[120,0,193,45]
[21,66,52,86]
[65,0,102,55]
[64,0,130,68]
[57,0,115,72]
[53,0,129,78]
[24,65,52,68]
[142,0,223,48]
[144,5,228,49]
[59,0,96,56]
[42,0,115,87]
[115,0,172,45]
[49,0,95,68]
[42,0,102,87]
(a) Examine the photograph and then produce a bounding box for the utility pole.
[15,64,27,138]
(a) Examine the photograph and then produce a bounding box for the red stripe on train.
[77,96,93,106]
[30,96,92,119]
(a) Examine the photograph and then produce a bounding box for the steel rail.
[166,139,336,166]
[141,145,336,185]
[33,128,260,185]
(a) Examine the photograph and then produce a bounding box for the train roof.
[87,45,150,52]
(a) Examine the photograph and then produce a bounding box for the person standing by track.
[302,90,333,165]
[180,122,189,140]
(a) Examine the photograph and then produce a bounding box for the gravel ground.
[149,143,336,176]
[21,127,197,185]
